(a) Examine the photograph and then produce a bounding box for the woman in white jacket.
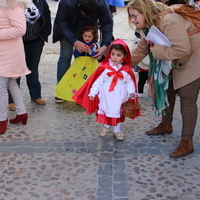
[0,0,31,134]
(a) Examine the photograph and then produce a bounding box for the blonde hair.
[127,0,174,30]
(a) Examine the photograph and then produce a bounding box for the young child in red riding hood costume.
[73,39,140,140]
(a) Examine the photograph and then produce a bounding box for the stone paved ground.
[0,1,200,200]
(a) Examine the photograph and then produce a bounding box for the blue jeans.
[24,39,44,99]
[57,38,73,83]
[9,39,44,103]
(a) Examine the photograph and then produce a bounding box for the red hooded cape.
[73,39,141,119]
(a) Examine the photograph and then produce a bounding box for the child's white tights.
[104,123,121,133]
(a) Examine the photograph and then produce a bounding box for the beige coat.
[0,0,31,78]
[131,12,200,90]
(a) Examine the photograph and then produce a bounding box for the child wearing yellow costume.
[54,26,99,101]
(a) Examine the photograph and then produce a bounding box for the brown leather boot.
[146,123,172,135]
[170,139,194,158]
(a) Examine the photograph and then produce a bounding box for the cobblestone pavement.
[0,1,200,200]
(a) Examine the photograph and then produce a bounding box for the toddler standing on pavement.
[73,39,140,140]
[54,26,99,102]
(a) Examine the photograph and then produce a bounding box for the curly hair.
[127,0,173,30]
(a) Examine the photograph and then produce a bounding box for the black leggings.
[138,71,148,93]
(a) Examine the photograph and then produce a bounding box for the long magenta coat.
[0,0,31,78]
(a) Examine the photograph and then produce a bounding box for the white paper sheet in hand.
[146,26,173,47]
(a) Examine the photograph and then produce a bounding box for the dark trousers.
[9,39,44,103]
[138,71,148,93]
[162,76,200,140]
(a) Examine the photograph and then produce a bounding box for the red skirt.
[96,113,125,126]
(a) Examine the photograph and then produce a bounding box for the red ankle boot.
[10,113,28,125]
[0,119,8,134]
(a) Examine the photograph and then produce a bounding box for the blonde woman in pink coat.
[0,0,31,134]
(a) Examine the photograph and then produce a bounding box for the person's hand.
[85,48,92,54]
[74,41,89,52]
[147,40,154,47]
[147,40,154,52]
[130,93,136,99]
[89,96,95,100]
[92,45,107,60]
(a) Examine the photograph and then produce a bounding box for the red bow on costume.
[88,43,94,48]
[106,65,124,92]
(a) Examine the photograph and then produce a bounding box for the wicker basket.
[121,101,141,118]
